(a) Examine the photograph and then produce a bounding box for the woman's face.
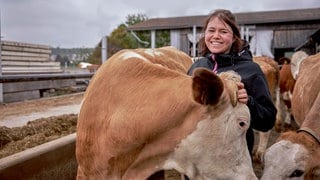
[204,17,234,54]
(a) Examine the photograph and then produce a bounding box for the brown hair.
[199,9,243,56]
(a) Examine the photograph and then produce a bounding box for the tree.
[125,14,150,48]
[87,13,170,64]
[108,24,138,49]
[87,47,101,65]
[125,14,148,26]
[156,30,170,47]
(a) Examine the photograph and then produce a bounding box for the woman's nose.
[212,31,220,38]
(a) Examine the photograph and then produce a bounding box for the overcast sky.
[0,0,319,48]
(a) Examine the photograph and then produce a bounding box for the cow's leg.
[282,91,295,131]
[253,130,271,163]
[274,87,283,132]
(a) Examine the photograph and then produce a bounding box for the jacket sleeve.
[246,74,277,132]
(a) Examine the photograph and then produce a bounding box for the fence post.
[101,36,107,64]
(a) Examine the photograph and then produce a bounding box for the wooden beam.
[3,90,40,103]
[2,45,51,54]
[3,79,76,93]
[1,55,50,62]
[2,50,50,58]
[2,61,60,67]
[1,41,51,50]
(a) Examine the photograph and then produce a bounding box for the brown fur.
[253,56,279,99]
[279,63,295,95]
[292,53,320,126]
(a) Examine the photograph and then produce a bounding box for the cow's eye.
[239,122,245,127]
[289,169,304,177]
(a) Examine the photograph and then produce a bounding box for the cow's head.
[166,68,256,179]
[290,51,308,80]
[261,131,320,180]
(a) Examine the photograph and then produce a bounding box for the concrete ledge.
[0,133,77,179]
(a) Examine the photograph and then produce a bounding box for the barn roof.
[128,7,320,31]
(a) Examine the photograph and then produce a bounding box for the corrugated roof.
[128,7,320,31]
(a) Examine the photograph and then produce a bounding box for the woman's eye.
[289,169,304,177]
[220,30,230,34]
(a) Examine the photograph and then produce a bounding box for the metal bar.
[151,30,156,48]
[192,25,197,57]
[101,36,107,63]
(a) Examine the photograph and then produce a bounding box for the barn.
[128,7,320,61]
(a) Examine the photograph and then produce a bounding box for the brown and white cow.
[76,46,257,179]
[290,50,309,80]
[275,51,309,132]
[261,52,320,180]
[276,57,296,131]
[252,56,280,163]
[78,62,101,73]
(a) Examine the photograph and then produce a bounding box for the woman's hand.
[237,82,248,104]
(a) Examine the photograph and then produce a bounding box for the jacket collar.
[205,51,252,68]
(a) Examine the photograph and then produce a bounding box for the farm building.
[128,7,320,61]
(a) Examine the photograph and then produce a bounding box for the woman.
[187,9,277,154]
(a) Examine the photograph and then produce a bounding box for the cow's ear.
[192,68,223,105]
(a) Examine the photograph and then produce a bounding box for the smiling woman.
[187,9,277,157]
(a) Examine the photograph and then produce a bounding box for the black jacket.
[187,48,277,153]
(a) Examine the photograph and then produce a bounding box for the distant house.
[128,7,320,61]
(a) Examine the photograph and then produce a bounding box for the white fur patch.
[143,49,156,57]
[261,140,309,180]
[119,51,149,62]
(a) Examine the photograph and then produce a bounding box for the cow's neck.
[297,127,320,145]
[298,92,320,144]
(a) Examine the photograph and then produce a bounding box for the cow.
[277,57,296,130]
[251,56,280,163]
[76,46,257,179]
[275,51,309,132]
[78,62,101,73]
[290,50,309,80]
[261,52,320,180]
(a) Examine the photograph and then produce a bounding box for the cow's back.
[129,46,192,73]
[292,52,320,126]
